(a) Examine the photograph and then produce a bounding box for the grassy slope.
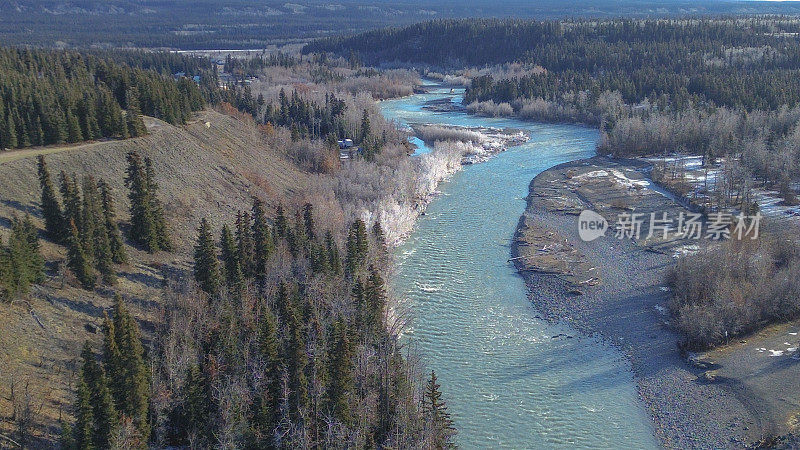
[0,109,308,445]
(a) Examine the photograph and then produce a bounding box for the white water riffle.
[381,82,659,449]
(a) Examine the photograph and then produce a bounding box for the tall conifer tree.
[99,180,127,264]
[37,156,65,242]
[193,218,220,296]
[66,219,96,290]
[219,224,243,293]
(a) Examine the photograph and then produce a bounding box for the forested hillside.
[0,49,209,150]
[0,51,462,448]
[308,18,800,110]
[6,0,800,49]
[309,18,800,207]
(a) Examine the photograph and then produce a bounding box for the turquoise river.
[380,81,658,449]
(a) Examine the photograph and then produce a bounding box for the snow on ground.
[574,168,649,189]
[646,153,800,224]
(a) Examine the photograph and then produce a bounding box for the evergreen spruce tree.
[274,204,287,238]
[364,266,387,337]
[327,319,355,426]
[80,177,102,270]
[37,156,65,242]
[423,371,455,450]
[101,311,123,409]
[125,151,172,252]
[66,219,96,290]
[251,199,274,276]
[0,216,45,301]
[125,150,153,249]
[33,117,44,146]
[99,180,127,264]
[60,172,82,236]
[345,219,369,275]
[252,309,281,443]
[59,422,76,450]
[14,112,30,147]
[80,342,118,449]
[219,224,243,293]
[3,114,17,149]
[51,110,68,144]
[302,203,315,240]
[108,295,151,441]
[73,378,96,450]
[372,221,386,249]
[360,109,371,144]
[372,221,389,267]
[182,364,212,444]
[286,306,309,422]
[193,218,220,296]
[309,240,329,274]
[275,281,292,323]
[143,156,172,251]
[235,211,254,278]
[125,89,147,137]
[325,230,341,275]
[81,175,117,284]
[66,111,83,143]
[18,216,45,285]
[351,278,369,334]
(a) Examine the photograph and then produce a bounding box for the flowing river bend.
[380,82,658,449]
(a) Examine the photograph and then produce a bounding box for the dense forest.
[309,18,800,204]
[0,48,209,150]
[308,18,800,111]
[58,200,456,447]
[6,0,800,49]
[0,49,464,447]
[25,146,458,447]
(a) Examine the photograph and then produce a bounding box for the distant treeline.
[307,18,800,111]
[11,1,800,50]
[0,48,209,150]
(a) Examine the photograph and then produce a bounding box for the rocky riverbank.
[511,156,799,448]
[377,124,530,248]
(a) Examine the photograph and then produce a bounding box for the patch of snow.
[610,169,650,188]
[578,170,610,178]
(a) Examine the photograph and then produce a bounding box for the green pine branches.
[37,156,129,290]
[0,215,45,302]
[125,150,172,253]
[63,297,151,448]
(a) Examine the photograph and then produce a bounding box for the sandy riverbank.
[511,156,800,448]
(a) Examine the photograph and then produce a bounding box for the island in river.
[512,156,800,448]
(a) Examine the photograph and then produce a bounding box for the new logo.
[578,210,608,241]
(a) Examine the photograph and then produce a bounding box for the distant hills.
[4,0,800,49]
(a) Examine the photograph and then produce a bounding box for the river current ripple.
[381,82,657,449]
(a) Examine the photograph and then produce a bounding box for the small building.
[338,139,354,149]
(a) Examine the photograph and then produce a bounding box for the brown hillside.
[0,109,309,445]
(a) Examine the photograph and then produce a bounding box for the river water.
[380,82,658,449]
